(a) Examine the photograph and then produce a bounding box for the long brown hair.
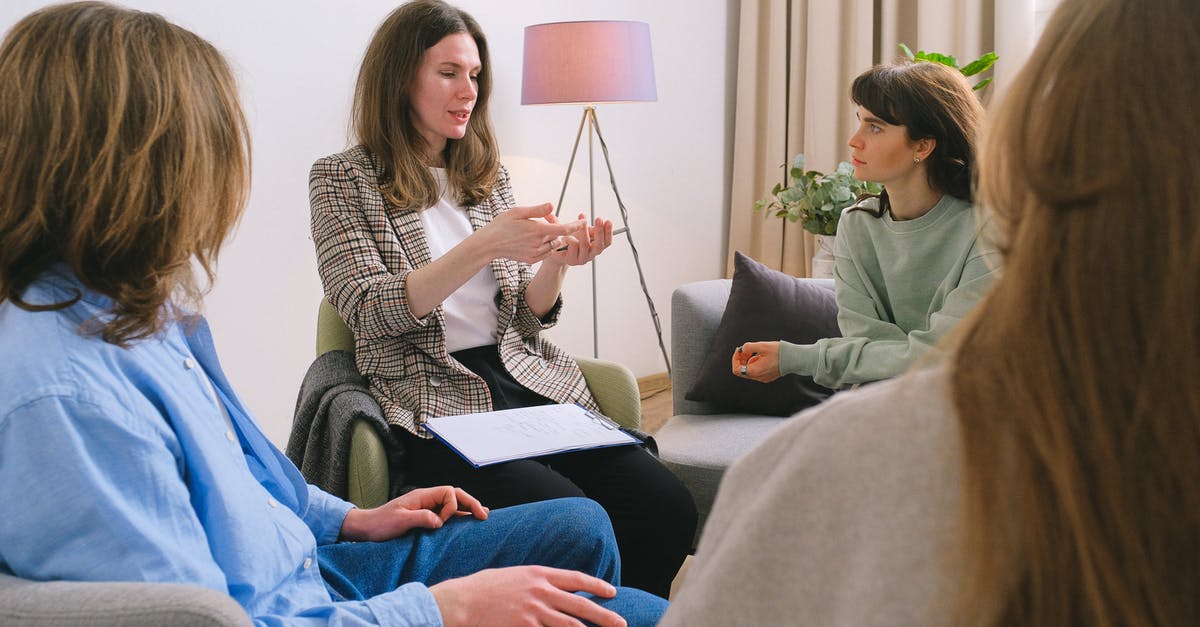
[0,1,250,345]
[353,0,499,210]
[951,0,1200,624]
[850,61,983,216]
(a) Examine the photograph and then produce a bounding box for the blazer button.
[429,374,443,387]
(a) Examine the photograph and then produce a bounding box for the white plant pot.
[811,234,836,279]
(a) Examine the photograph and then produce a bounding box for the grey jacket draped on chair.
[287,349,404,501]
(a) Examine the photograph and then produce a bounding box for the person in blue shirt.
[0,3,666,626]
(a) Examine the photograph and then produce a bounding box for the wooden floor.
[636,373,672,434]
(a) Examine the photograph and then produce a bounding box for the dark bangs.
[851,65,913,131]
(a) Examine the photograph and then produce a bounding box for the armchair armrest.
[0,572,250,627]
[347,418,391,509]
[317,298,355,355]
[574,356,642,430]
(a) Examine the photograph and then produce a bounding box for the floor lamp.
[521,20,671,375]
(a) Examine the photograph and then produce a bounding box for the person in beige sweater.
[665,0,1200,624]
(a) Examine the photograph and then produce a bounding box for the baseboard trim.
[636,372,671,400]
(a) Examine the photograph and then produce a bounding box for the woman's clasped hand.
[480,203,612,266]
[731,342,782,383]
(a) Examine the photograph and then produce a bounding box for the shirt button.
[303,558,312,569]
[225,431,236,442]
[183,358,197,370]
[267,498,278,508]
[429,374,443,387]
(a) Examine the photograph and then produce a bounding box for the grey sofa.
[655,277,836,545]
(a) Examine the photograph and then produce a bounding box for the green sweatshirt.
[780,194,999,389]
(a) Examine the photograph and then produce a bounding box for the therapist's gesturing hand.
[544,212,613,267]
[339,486,489,542]
[482,203,585,264]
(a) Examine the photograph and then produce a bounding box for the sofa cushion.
[655,412,789,547]
[685,251,840,416]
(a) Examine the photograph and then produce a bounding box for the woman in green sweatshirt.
[734,61,999,390]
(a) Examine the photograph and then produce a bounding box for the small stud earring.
[913,156,921,164]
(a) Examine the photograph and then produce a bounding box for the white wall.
[0,0,736,445]
[1034,0,1061,37]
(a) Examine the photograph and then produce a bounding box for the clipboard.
[423,403,638,468]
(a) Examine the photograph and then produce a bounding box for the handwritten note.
[423,404,638,467]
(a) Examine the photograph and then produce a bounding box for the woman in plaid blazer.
[309,0,695,598]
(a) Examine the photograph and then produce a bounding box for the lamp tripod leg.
[553,107,671,375]
[588,109,598,359]
[555,108,591,218]
[588,111,672,377]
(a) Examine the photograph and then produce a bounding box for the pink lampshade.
[521,21,657,105]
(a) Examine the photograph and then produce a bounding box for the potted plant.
[754,154,882,236]
[754,154,882,277]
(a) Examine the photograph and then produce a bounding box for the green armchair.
[315,299,643,508]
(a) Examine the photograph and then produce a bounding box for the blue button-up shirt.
[0,270,442,625]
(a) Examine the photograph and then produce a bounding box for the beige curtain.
[726,0,1034,277]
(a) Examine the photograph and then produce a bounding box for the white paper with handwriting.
[423,404,637,467]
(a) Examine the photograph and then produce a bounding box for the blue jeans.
[317,497,667,626]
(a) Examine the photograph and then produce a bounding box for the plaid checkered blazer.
[309,146,599,438]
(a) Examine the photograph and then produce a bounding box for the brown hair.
[352,0,498,210]
[0,1,250,345]
[951,0,1200,624]
[850,61,983,215]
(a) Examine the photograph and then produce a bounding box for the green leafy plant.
[899,43,998,91]
[754,154,882,236]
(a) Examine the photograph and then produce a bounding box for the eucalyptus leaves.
[754,154,882,236]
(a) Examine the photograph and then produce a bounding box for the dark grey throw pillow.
[685,251,841,416]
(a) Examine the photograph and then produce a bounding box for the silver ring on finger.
[740,365,747,376]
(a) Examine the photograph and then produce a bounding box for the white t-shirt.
[418,168,501,353]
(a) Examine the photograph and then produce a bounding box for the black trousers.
[402,345,697,598]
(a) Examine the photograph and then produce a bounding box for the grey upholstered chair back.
[670,279,733,417]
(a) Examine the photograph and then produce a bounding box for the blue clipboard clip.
[578,404,619,430]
